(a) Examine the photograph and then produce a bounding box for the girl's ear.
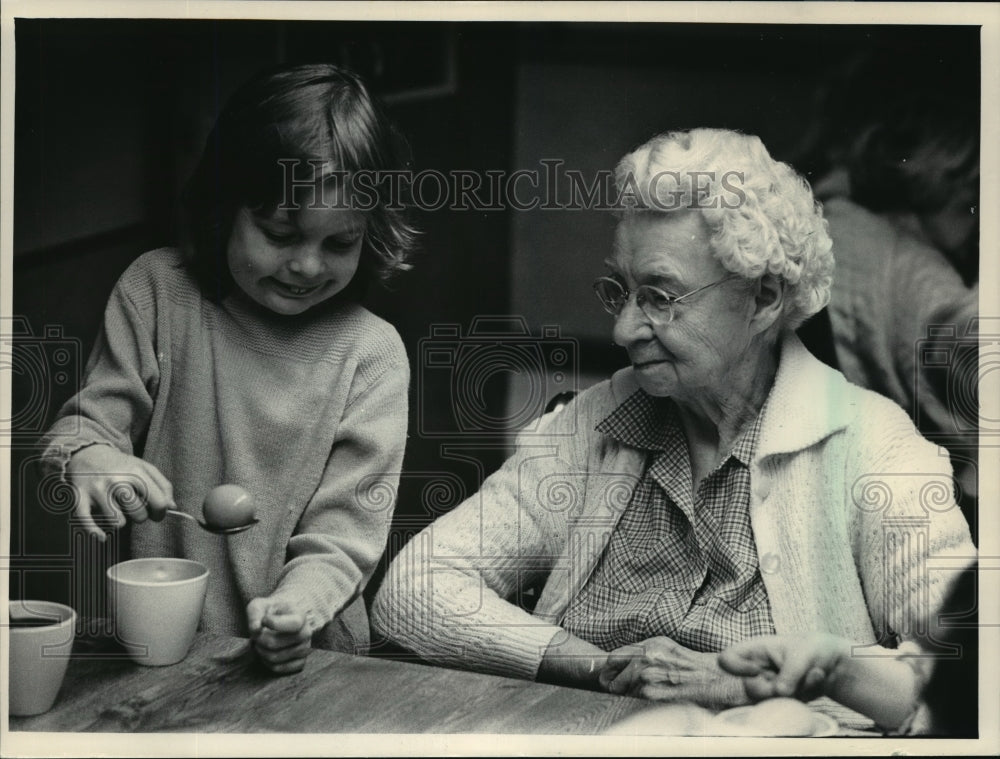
[749,273,785,336]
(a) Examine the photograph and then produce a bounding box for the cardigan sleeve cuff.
[370,587,566,682]
[423,621,566,682]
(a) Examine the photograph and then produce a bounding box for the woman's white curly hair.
[614,128,834,331]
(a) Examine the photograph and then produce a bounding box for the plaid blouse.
[560,390,776,652]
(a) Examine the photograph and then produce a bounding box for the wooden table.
[9,631,652,734]
[9,629,884,755]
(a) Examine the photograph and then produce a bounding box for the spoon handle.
[165,508,198,524]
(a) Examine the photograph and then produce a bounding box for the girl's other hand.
[65,444,176,539]
[247,597,313,675]
[718,632,851,702]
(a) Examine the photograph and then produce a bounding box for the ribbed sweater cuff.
[271,561,359,634]
[41,439,118,480]
[452,622,565,681]
[369,595,565,682]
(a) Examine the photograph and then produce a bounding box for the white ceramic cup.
[8,599,77,716]
[107,558,209,666]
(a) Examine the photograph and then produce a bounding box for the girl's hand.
[247,598,313,675]
[718,633,851,702]
[65,444,176,539]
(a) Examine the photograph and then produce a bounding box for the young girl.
[719,561,978,736]
[39,63,417,674]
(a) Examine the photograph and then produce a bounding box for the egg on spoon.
[202,484,256,531]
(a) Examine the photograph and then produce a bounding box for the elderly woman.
[371,129,975,722]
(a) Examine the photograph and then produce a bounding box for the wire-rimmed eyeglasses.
[592,274,740,326]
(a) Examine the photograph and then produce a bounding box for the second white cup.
[8,599,77,716]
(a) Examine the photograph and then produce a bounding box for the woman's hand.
[247,598,314,675]
[718,633,850,702]
[599,636,749,709]
[65,444,175,539]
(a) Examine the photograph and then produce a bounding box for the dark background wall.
[7,20,980,635]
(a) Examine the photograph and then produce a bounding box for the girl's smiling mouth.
[269,279,327,298]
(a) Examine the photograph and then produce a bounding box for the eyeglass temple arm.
[672,274,741,304]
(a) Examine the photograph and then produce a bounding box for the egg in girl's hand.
[745,697,818,736]
[202,484,255,530]
[709,697,819,736]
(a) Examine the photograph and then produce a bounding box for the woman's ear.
[749,273,785,336]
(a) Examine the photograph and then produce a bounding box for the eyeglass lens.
[594,278,674,324]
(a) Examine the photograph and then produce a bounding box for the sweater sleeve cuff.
[40,439,118,480]
[269,561,360,635]
[468,623,566,682]
[377,602,565,683]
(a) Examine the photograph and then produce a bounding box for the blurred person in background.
[793,49,980,533]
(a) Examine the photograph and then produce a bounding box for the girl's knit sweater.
[42,248,409,651]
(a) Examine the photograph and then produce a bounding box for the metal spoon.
[165,508,259,535]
